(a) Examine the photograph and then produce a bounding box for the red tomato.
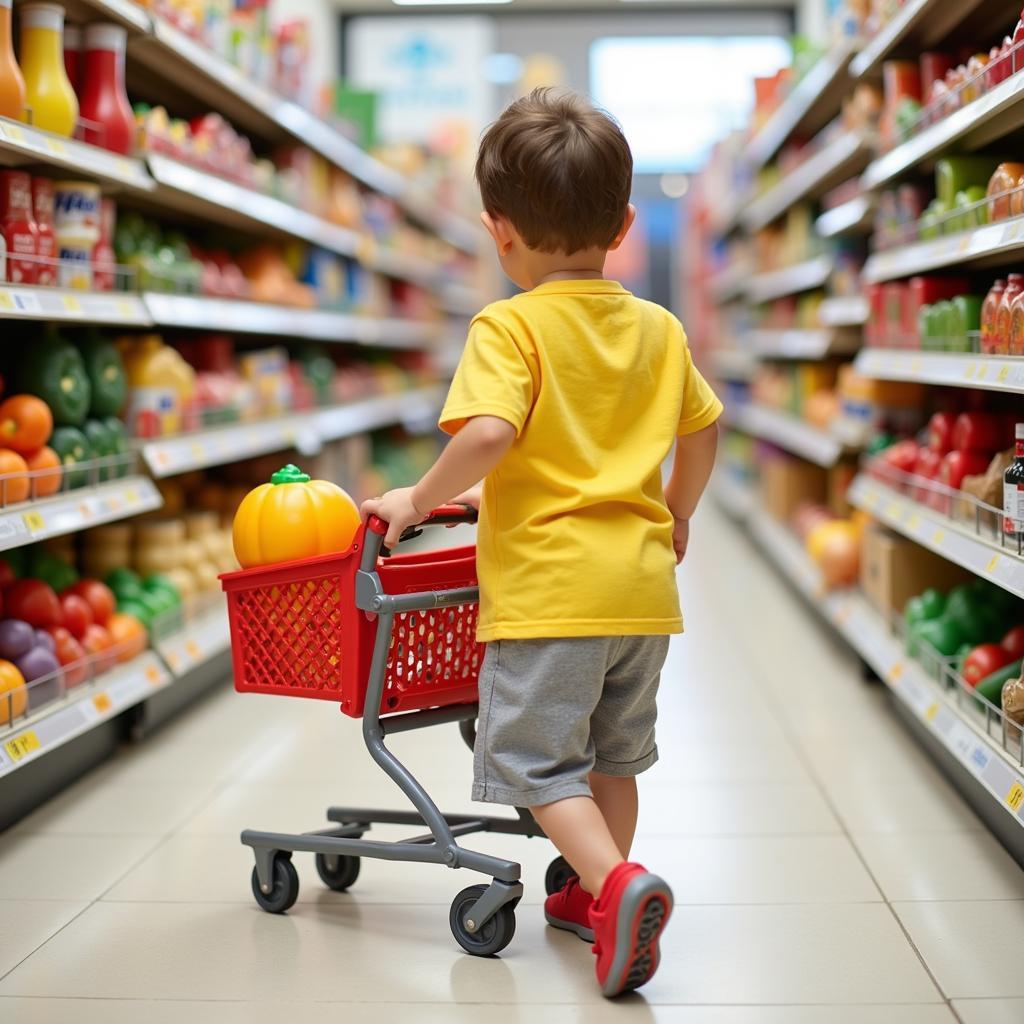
[45,625,88,687]
[912,448,943,503]
[5,579,61,628]
[58,593,93,640]
[883,439,919,474]
[1002,626,1024,660]
[953,412,1002,454]
[63,580,116,626]
[927,412,956,455]
[963,644,1016,687]
[82,623,116,674]
[940,449,991,491]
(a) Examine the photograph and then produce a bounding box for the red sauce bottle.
[0,171,39,285]
[31,178,55,287]
[79,24,134,155]
[996,274,1024,355]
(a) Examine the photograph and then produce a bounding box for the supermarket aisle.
[0,507,1022,1022]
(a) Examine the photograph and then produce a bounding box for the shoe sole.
[544,909,595,943]
[601,874,673,998]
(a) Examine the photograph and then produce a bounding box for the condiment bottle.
[0,170,39,284]
[78,24,134,154]
[981,279,1006,353]
[995,273,1024,355]
[18,2,78,137]
[31,177,55,286]
[91,197,115,291]
[0,0,26,121]
[62,22,78,92]
[1011,289,1024,356]
[1004,423,1024,538]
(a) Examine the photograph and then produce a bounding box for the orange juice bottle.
[0,0,25,120]
[18,3,78,137]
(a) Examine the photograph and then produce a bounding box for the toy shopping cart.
[221,505,572,956]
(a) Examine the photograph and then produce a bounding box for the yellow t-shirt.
[439,279,722,641]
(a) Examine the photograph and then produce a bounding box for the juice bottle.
[1011,290,1024,356]
[79,24,134,155]
[62,22,78,92]
[0,0,26,121]
[981,279,1006,353]
[18,3,78,137]
[31,177,55,286]
[0,171,39,284]
[121,335,196,436]
[996,274,1024,355]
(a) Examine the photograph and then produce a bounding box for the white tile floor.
[1,505,1022,1021]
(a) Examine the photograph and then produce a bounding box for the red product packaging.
[882,282,907,347]
[920,53,954,98]
[31,178,55,287]
[0,170,39,285]
[866,283,886,347]
[91,198,116,291]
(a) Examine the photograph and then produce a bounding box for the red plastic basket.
[220,528,482,718]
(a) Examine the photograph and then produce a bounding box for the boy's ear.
[607,204,637,252]
[480,211,516,255]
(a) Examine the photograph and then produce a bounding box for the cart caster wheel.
[315,852,360,892]
[251,855,299,914]
[545,855,576,896]
[449,884,516,957]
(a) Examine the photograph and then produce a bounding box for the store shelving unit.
[854,349,1024,393]
[818,295,869,327]
[815,194,874,239]
[711,262,751,306]
[743,131,874,233]
[711,348,758,382]
[727,403,846,467]
[749,327,859,359]
[746,256,833,304]
[0,284,151,325]
[745,38,861,172]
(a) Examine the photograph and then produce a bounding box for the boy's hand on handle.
[360,487,426,548]
[673,516,689,564]
[451,484,482,510]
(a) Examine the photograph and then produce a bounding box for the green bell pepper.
[49,426,92,489]
[102,417,129,478]
[106,567,143,600]
[26,548,77,592]
[83,420,116,482]
[79,333,126,417]
[16,333,91,426]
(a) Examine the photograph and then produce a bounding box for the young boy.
[361,88,722,998]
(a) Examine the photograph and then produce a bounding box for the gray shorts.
[472,635,670,807]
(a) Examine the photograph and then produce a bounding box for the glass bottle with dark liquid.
[1004,423,1024,541]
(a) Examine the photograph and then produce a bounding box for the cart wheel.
[545,855,576,896]
[315,852,361,892]
[251,855,299,914]
[449,884,516,957]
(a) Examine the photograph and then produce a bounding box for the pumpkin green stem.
[271,464,310,485]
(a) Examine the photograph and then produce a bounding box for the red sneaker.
[588,862,672,998]
[544,875,594,942]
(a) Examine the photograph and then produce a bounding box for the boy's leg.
[589,772,638,859]
[531,795,623,896]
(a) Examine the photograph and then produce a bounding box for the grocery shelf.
[141,386,446,477]
[0,286,151,325]
[855,348,1024,393]
[130,18,478,254]
[710,263,751,305]
[849,473,1024,600]
[863,216,1024,283]
[710,348,757,382]
[155,602,229,679]
[64,0,150,32]
[745,509,1024,829]
[745,38,860,172]
[746,256,832,304]
[863,70,1024,192]
[815,194,874,239]
[0,117,153,193]
[749,327,859,360]
[0,476,161,553]
[0,650,170,779]
[743,132,874,233]
[142,293,440,347]
[728,403,846,467]
[818,295,869,328]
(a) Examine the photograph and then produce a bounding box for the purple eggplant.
[0,619,36,660]
[34,629,55,653]
[16,645,61,683]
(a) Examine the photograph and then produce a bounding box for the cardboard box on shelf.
[860,522,971,617]
[760,455,827,522]
[828,461,857,517]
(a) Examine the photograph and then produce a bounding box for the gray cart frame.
[241,508,566,956]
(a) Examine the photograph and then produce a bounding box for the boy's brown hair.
[475,87,633,255]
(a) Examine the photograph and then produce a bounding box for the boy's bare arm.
[664,422,718,563]
[360,416,515,546]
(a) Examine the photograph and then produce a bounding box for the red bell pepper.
[940,449,991,490]
[963,643,1016,688]
[953,412,1003,453]
[912,448,942,502]
[927,412,956,454]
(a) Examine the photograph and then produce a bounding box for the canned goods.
[54,181,101,240]
[56,235,93,289]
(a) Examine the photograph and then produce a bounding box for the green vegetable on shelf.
[83,420,117,482]
[26,548,77,592]
[78,332,127,417]
[103,417,129,478]
[115,598,153,629]
[16,333,91,427]
[911,615,965,658]
[49,426,92,489]
[106,567,143,600]
[143,574,181,605]
[975,659,1023,707]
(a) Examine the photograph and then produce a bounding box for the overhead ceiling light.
[392,1,513,6]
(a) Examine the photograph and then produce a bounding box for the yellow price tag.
[964,363,976,379]
[977,364,989,380]
[885,501,901,519]
[0,291,13,310]
[925,703,939,722]
[92,692,112,714]
[986,555,1000,575]
[907,513,921,530]
[3,124,24,142]
[145,663,161,685]
[998,365,1011,383]
[44,136,65,155]
[932,529,946,545]
[61,294,81,313]
[124,488,139,505]
[185,640,201,659]
[117,300,134,317]
[167,650,181,670]
[22,510,45,532]
[190,442,204,460]
[1007,782,1024,813]
[5,730,40,762]
[888,663,904,683]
